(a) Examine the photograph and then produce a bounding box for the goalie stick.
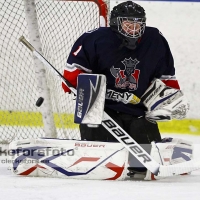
[19,36,200,177]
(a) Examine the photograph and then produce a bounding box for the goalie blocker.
[74,74,106,125]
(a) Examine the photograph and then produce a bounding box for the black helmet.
[110,1,146,49]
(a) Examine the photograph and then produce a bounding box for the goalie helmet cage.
[0,0,110,147]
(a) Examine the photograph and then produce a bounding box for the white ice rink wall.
[110,0,200,134]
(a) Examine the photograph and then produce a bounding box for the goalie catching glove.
[141,79,189,122]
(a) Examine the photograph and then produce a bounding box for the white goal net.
[0,0,109,145]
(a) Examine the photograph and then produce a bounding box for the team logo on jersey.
[110,57,140,90]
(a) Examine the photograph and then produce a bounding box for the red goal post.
[58,0,109,27]
[0,0,110,147]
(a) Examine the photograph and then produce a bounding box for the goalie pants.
[80,107,161,143]
[80,107,162,171]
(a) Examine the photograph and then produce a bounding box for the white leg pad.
[9,138,129,180]
[144,138,193,180]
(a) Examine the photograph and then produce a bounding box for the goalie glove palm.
[145,109,172,122]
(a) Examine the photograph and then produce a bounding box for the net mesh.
[0,0,109,144]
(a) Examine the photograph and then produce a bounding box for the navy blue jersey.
[63,27,180,117]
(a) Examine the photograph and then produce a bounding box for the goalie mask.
[110,1,146,50]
